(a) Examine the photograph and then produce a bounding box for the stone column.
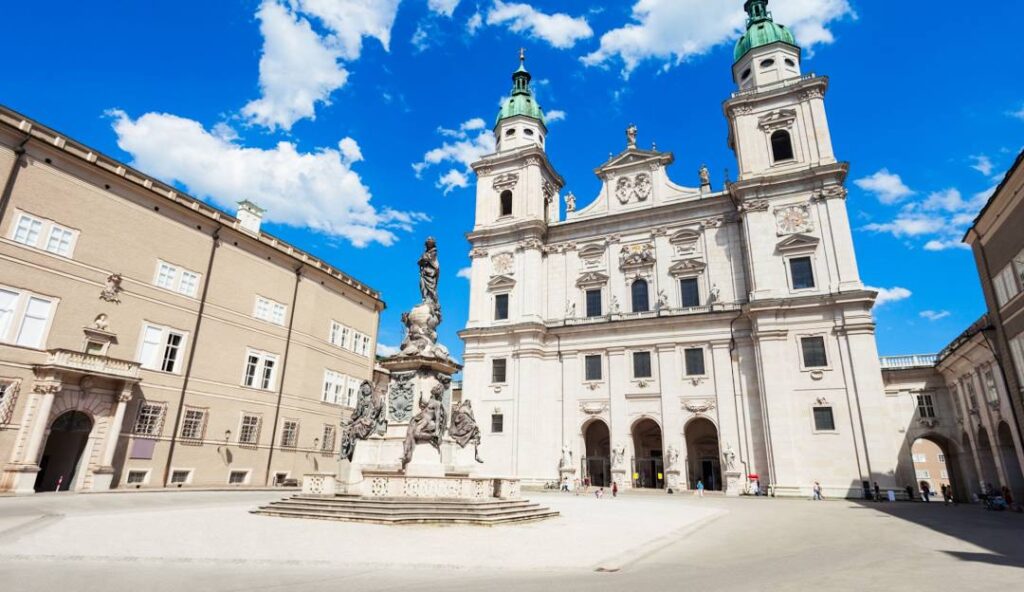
[7,383,60,493]
[92,385,132,491]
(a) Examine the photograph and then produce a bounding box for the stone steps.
[252,495,559,525]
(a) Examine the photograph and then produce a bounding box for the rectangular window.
[254,296,287,325]
[238,414,261,445]
[243,350,278,390]
[801,336,828,368]
[983,370,999,403]
[228,470,249,485]
[585,289,602,317]
[964,378,979,410]
[180,408,207,441]
[138,324,186,373]
[917,394,936,418]
[133,402,166,436]
[940,470,949,479]
[915,469,931,480]
[1015,250,1024,289]
[492,358,507,383]
[995,264,1019,307]
[45,224,74,256]
[790,256,815,290]
[16,296,53,348]
[178,271,199,297]
[322,370,346,405]
[813,406,835,431]
[494,293,509,320]
[0,289,17,339]
[321,424,336,452]
[1010,334,1024,386]
[351,332,370,356]
[170,470,191,484]
[346,377,360,408]
[680,278,700,308]
[126,470,148,485]
[491,413,504,433]
[912,453,927,463]
[281,420,299,448]
[155,262,178,290]
[633,351,652,379]
[937,454,946,464]
[330,321,343,347]
[13,213,43,247]
[0,382,14,424]
[684,348,706,376]
[584,354,602,381]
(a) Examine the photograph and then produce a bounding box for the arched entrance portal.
[910,436,962,501]
[976,427,1000,491]
[632,418,663,489]
[584,420,611,487]
[997,422,1024,499]
[35,411,93,492]
[685,417,721,491]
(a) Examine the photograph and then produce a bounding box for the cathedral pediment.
[596,148,674,177]
[776,233,819,252]
[576,271,609,287]
[487,275,516,291]
[668,258,707,277]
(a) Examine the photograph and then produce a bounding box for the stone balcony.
[39,349,142,381]
[879,354,938,370]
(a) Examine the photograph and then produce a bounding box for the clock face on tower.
[774,204,813,235]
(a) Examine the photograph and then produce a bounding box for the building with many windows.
[459,2,902,498]
[0,104,383,493]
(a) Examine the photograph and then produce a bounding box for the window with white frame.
[243,349,278,390]
[321,424,336,453]
[322,370,346,405]
[1015,250,1024,288]
[684,348,706,376]
[994,263,1019,307]
[584,354,602,381]
[280,420,299,448]
[228,470,249,485]
[352,332,370,356]
[940,470,949,479]
[963,378,979,410]
[917,394,936,418]
[912,453,927,463]
[983,369,999,403]
[915,470,931,480]
[133,402,167,437]
[153,261,200,297]
[0,382,15,424]
[1010,333,1024,386]
[126,470,149,485]
[138,324,187,373]
[11,212,79,258]
[800,336,828,368]
[254,296,287,325]
[633,351,653,379]
[789,256,816,290]
[812,406,835,431]
[0,287,57,349]
[329,320,350,348]
[238,413,261,446]
[937,454,946,463]
[180,407,207,441]
[679,277,700,308]
[170,470,191,484]
[492,358,508,383]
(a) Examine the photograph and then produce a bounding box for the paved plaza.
[1,490,1021,591]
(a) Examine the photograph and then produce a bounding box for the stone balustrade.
[45,349,142,380]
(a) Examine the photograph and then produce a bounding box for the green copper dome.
[495,51,546,127]
[734,0,799,63]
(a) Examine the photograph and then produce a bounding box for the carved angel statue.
[339,380,387,461]
[723,443,737,471]
[400,375,450,470]
[611,443,626,468]
[709,284,721,304]
[655,290,669,312]
[565,300,577,318]
[699,163,711,187]
[100,273,123,303]
[565,191,576,213]
[559,444,573,469]
[666,445,680,470]
[449,400,484,463]
[626,124,638,148]
[418,237,440,306]
[610,295,620,314]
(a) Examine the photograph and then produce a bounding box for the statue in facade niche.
[612,443,626,468]
[559,445,573,469]
[565,191,576,213]
[449,400,484,463]
[339,380,387,461]
[709,284,721,304]
[666,445,680,470]
[699,164,711,187]
[723,443,737,471]
[400,375,450,470]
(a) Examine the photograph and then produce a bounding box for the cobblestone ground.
[1,489,1021,591]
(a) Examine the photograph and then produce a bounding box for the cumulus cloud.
[861,186,991,252]
[466,11,484,35]
[413,117,496,194]
[428,0,460,17]
[970,154,994,177]
[486,1,593,49]
[242,0,400,131]
[582,0,853,75]
[1010,105,1024,121]
[920,310,951,322]
[866,286,912,306]
[853,169,915,204]
[457,266,472,279]
[109,109,426,247]
[546,109,567,122]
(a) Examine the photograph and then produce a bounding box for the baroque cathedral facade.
[459,1,892,497]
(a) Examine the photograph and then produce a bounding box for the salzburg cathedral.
[459,1,897,497]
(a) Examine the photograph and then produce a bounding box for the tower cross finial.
[519,47,525,64]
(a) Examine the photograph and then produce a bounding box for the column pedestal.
[725,470,743,497]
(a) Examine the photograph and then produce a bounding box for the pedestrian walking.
[812,481,823,501]
[751,479,761,497]
[612,481,618,498]
[921,481,931,502]
[595,487,604,499]
[573,478,581,496]
[873,482,881,502]
[696,479,705,497]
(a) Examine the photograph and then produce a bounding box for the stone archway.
[35,411,93,492]
[583,420,611,487]
[976,426,1000,492]
[685,417,721,491]
[997,422,1024,499]
[631,418,663,489]
[910,435,966,502]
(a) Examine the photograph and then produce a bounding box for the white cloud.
[861,186,991,252]
[970,154,994,176]
[457,266,472,279]
[109,109,426,248]
[242,0,400,131]
[1010,105,1024,121]
[414,117,496,194]
[466,11,484,35]
[866,286,912,306]
[853,169,914,204]
[376,342,401,356]
[923,239,969,252]
[486,1,593,49]
[920,310,951,322]
[582,0,853,75]
[862,213,946,238]
[428,0,460,17]
[411,23,431,52]
[546,109,567,122]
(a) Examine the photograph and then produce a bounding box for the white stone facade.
[459,45,896,498]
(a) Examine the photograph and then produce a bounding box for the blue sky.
[4,0,1022,358]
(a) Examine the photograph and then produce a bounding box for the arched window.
[771,130,794,162]
[631,279,649,313]
[500,190,513,217]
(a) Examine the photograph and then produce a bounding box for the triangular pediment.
[776,233,820,252]
[576,271,610,287]
[668,259,707,277]
[487,275,516,291]
[596,148,674,176]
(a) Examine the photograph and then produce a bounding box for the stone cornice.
[722,75,830,115]
[471,146,565,187]
[730,162,849,201]
[466,219,548,245]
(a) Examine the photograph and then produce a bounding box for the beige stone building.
[0,104,384,494]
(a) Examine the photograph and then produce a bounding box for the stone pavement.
[1,490,1021,591]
